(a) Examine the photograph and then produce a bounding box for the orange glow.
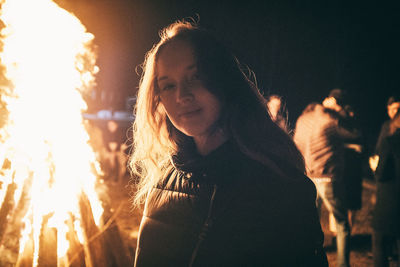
[0,0,102,265]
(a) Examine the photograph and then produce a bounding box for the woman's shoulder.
[235,153,316,196]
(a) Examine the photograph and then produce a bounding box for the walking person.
[341,104,365,226]
[130,20,328,266]
[294,89,360,267]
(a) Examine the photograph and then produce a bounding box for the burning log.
[64,182,132,267]
[0,172,33,267]
[0,159,17,244]
[38,213,57,267]
[16,229,34,267]
[79,191,108,267]
[0,180,17,244]
[65,213,85,267]
[101,201,132,267]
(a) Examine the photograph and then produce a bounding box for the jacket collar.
[171,139,245,182]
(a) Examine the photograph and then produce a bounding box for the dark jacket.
[372,130,400,236]
[134,141,327,266]
[375,120,391,155]
[340,110,365,210]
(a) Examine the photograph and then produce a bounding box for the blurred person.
[130,20,327,266]
[370,95,400,172]
[372,110,400,267]
[294,89,360,267]
[341,104,365,225]
[266,94,288,131]
[266,94,281,121]
[102,119,129,184]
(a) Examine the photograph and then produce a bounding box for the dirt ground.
[106,175,380,266]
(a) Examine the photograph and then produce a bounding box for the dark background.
[56,0,399,152]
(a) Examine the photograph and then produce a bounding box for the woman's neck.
[193,128,228,156]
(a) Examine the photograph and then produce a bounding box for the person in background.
[370,95,400,172]
[294,89,360,267]
[372,110,400,267]
[341,104,365,226]
[266,94,289,132]
[130,20,327,266]
[102,119,129,184]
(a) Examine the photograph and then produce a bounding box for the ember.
[0,0,130,266]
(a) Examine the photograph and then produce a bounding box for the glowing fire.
[0,0,103,265]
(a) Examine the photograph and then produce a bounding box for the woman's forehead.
[156,40,197,77]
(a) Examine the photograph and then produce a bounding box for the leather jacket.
[134,141,327,266]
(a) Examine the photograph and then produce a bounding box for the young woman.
[130,20,327,266]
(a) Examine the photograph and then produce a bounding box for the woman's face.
[156,40,221,142]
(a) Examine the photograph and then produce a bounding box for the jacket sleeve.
[375,137,396,182]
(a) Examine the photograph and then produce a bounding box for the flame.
[0,0,103,265]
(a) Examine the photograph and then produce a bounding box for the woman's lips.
[179,109,201,119]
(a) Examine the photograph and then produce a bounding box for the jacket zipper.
[189,184,218,267]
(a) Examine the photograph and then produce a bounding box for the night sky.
[57,0,399,152]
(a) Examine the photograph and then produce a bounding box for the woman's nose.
[177,83,194,103]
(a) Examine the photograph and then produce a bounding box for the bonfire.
[0,0,130,266]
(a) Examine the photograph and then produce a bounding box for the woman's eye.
[162,84,175,91]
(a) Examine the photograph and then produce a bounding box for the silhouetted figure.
[102,119,128,183]
[294,89,360,267]
[341,104,365,223]
[83,108,133,184]
[130,20,327,266]
[372,100,400,267]
[370,95,400,172]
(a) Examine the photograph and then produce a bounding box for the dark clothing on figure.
[372,130,400,236]
[373,232,400,267]
[134,141,327,267]
[340,111,365,211]
[343,148,364,210]
[375,120,391,155]
[372,130,400,266]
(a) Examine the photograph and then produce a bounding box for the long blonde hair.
[130,20,305,205]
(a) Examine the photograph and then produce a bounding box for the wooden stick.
[0,182,17,245]
[101,201,132,266]
[78,191,108,267]
[16,228,34,267]
[0,173,33,266]
[66,213,86,267]
[37,213,57,267]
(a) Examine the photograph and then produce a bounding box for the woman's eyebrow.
[157,75,168,82]
[157,64,197,82]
